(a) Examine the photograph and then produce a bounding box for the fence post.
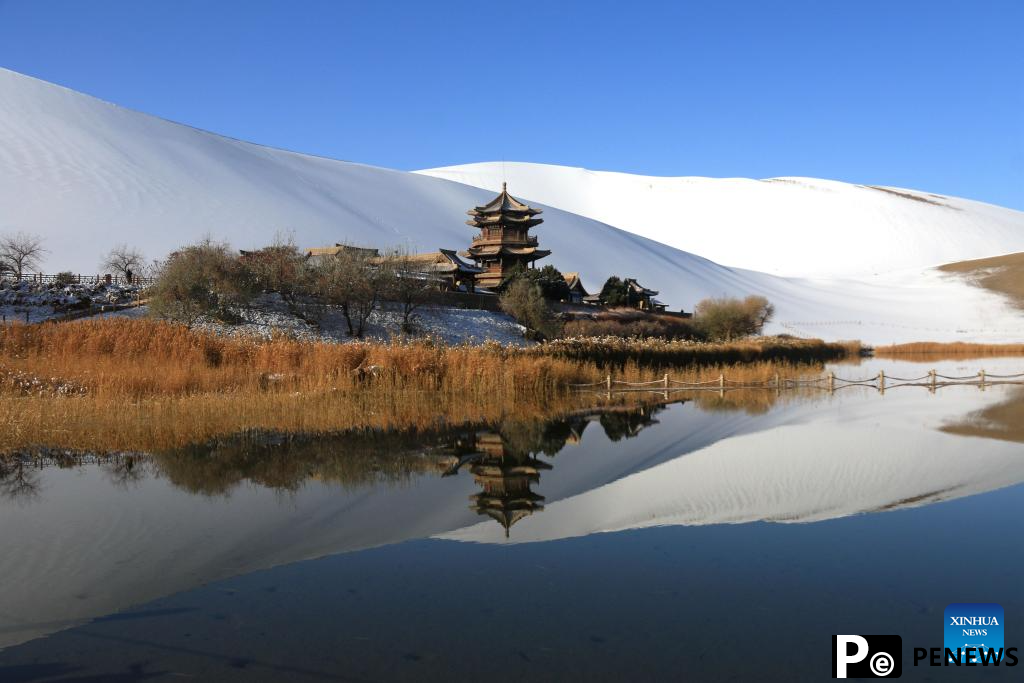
[878,369,886,394]
[930,369,937,392]
[719,373,725,389]
[606,374,612,391]
[663,373,669,388]
[979,369,986,390]
[827,371,834,393]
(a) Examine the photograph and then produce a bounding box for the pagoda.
[465,183,550,289]
[467,433,550,538]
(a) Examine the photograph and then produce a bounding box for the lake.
[1,357,1022,681]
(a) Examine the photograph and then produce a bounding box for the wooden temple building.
[562,272,590,304]
[464,183,550,289]
[304,244,481,292]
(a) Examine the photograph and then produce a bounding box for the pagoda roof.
[465,214,543,228]
[468,182,542,217]
[466,245,551,259]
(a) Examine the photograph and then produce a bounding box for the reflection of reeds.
[875,342,1024,360]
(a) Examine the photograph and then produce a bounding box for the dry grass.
[0,318,851,400]
[0,318,843,453]
[939,251,1024,309]
[875,341,1024,360]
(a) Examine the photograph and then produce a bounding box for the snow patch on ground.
[110,294,531,346]
[1,277,144,324]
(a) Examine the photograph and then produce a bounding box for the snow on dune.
[1,68,1022,343]
[419,162,1024,278]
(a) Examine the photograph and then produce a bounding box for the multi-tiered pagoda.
[465,183,550,289]
[467,432,549,538]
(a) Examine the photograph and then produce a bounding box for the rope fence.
[570,369,1024,394]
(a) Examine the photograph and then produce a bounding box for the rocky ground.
[0,277,145,323]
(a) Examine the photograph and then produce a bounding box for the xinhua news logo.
[944,603,1004,664]
[833,635,902,678]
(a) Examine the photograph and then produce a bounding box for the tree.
[385,249,435,334]
[148,239,254,326]
[695,295,775,341]
[499,279,563,340]
[0,232,47,278]
[499,264,571,301]
[241,237,320,323]
[101,244,146,282]
[310,247,390,337]
[598,276,631,307]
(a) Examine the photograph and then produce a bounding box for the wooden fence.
[5,273,155,287]
[573,369,1024,395]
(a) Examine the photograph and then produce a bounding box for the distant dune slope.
[419,162,1024,278]
[940,252,1024,309]
[1,68,1022,343]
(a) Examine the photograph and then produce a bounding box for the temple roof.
[626,278,659,296]
[468,182,543,217]
[465,214,543,228]
[466,245,551,259]
[563,272,589,294]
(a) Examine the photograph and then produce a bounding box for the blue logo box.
[944,603,1004,663]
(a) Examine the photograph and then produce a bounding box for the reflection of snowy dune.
[440,390,1024,544]
[3,68,1023,343]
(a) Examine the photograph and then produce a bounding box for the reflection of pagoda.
[468,433,550,537]
[465,183,550,289]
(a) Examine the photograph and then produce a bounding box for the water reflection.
[1,367,1022,654]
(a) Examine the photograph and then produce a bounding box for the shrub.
[499,264,571,301]
[54,272,78,287]
[562,312,700,340]
[694,295,775,341]
[500,279,563,340]
[148,240,254,326]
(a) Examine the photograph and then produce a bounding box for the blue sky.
[1,0,1022,209]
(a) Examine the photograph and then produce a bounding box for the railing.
[572,369,1024,394]
[4,273,155,287]
[471,234,538,246]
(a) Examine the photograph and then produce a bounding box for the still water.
[1,358,1022,681]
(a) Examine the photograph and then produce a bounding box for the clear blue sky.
[1,0,1021,209]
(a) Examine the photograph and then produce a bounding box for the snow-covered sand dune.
[1,68,1022,343]
[419,162,1024,278]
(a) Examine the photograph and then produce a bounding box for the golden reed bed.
[875,341,1024,360]
[0,318,841,452]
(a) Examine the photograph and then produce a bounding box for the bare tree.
[311,247,391,337]
[0,457,41,502]
[101,244,146,282]
[385,249,435,334]
[0,232,47,279]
